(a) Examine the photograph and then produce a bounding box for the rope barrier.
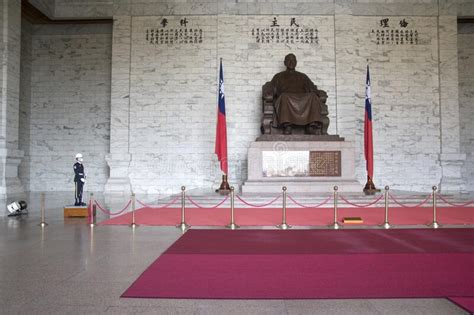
[287,195,332,208]
[388,193,431,208]
[339,194,384,207]
[87,190,471,220]
[185,195,229,209]
[235,195,281,207]
[136,196,180,209]
[94,200,131,216]
[437,195,474,207]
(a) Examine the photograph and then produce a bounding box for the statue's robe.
[271,70,323,127]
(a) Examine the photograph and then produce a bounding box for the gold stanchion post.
[380,186,391,229]
[89,215,95,255]
[39,192,48,227]
[277,186,291,230]
[176,186,190,232]
[328,186,340,229]
[130,193,138,228]
[89,193,96,228]
[226,186,239,230]
[427,186,440,229]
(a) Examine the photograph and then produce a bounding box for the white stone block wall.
[15,0,474,193]
[48,0,474,20]
[217,15,337,190]
[27,24,112,192]
[1,1,22,150]
[340,16,443,191]
[29,0,56,19]
[19,19,33,191]
[129,16,218,194]
[458,23,474,190]
[0,0,24,196]
[438,16,466,191]
[128,15,336,193]
[126,14,446,193]
[54,0,113,19]
[104,16,132,193]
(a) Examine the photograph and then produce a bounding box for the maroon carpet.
[122,229,474,299]
[447,297,474,313]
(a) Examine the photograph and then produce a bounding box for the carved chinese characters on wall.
[251,17,319,45]
[145,17,203,45]
[370,18,419,46]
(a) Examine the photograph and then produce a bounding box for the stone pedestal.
[0,149,25,197]
[439,153,466,192]
[242,140,361,194]
[104,153,132,194]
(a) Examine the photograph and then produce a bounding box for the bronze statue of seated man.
[262,53,329,135]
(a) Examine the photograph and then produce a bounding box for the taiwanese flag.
[364,65,374,180]
[215,59,228,174]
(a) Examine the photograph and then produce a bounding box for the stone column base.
[0,148,25,198]
[439,153,466,192]
[105,153,132,194]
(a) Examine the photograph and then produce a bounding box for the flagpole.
[215,57,231,195]
[363,62,380,195]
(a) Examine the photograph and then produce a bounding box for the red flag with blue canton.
[364,65,374,179]
[215,59,228,174]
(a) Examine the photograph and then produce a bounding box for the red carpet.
[447,297,474,313]
[100,206,474,226]
[122,229,474,299]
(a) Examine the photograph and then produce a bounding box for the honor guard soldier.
[74,153,86,206]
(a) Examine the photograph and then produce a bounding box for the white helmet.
[75,153,83,161]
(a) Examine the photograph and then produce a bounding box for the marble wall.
[15,0,474,194]
[19,19,33,191]
[341,16,443,191]
[29,0,55,18]
[54,0,112,19]
[120,14,450,193]
[126,15,338,193]
[459,23,474,190]
[50,0,474,18]
[26,24,112,192]
[0,0,24,196]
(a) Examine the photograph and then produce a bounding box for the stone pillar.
[104,16,132,194]
[438,16,466,192]
[0,0,24,197]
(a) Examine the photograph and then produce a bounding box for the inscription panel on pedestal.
[262,150,341,177]
[309,151,341,177]
[262,151,309,177]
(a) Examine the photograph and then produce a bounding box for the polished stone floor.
[0,192,470,314]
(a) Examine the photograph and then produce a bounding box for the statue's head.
[284,53,297,70]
